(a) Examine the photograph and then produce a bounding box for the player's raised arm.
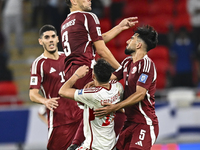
[59,65,89,99]
[102,17,138,43]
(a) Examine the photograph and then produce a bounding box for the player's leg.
[114,111,126,137]
[47,121,81,150]
[128,123,159,150]
[67,120,85,150]
[116,122,137,150]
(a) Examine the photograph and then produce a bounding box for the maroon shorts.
[47,121,81,150]
[116,122,159,150]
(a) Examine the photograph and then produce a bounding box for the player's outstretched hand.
[84,81,95,88]
[74,65,89,79]
[94,103,116,118]
[118,17,138,31]
[44,97,59,111]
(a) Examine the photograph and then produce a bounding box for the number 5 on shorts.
[139,129,146,141]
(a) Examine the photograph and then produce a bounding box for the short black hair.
[39,25,57,38]
[135,25,158,52]
[94,59,114,83]
[65,0,72,8]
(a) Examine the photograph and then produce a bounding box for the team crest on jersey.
[30,76,38,85]
[78,89,83,95]
[131,66,137,74]
[138,73,148,83]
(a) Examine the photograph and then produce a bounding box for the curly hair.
[135,25,158,51]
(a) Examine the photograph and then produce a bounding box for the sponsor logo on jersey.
[138,73,148,83]
[30,76,38,85]
[131,66,137,74]
[135,141,143,147]
[78,89,83,95]
[50,67,56,73]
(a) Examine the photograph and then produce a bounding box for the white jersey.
[74,81,124,150]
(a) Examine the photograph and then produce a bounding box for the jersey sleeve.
[137,59,156,90]
[116,82,124,101]
[74,89,102,109]
[29,60,43,90]
[86,13,103,42]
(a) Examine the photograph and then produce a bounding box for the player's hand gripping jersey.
[74,81,124,150]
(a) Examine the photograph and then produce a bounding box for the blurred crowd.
[0,0,200,97]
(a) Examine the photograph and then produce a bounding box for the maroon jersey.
[29,52,82,128]
[114,55,158,125]
[61,11,103,72]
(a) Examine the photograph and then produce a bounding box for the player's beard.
[43,44,57,54]
[80,5,91,12]
[124,48,135,55]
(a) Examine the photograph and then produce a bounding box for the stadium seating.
[148,46,170,89]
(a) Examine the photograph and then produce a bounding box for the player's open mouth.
[49,44,54,48]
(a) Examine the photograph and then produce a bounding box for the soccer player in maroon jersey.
[29,25,83,150]
[94,25,159,150]
[62,0,138,149]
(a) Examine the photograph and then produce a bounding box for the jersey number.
[139,129,146,140]
[62,31,71,56]
[59,71,65,83]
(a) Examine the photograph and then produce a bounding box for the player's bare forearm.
[29,89,59,111]
[102,17,138,43]
[95,41,120,69]
[94,86,146,117]
[59,65,89,99]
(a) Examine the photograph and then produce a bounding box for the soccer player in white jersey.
[94,25,159,150]
[59,59,124,150]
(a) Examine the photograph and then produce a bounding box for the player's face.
[125,33,139,55]
[39,31,59,54]
[77,0,92,12]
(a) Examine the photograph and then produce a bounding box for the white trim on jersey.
[48,95,54,140]
[83,14,91,53]
[31,55,42,74]
[146,91,152,105]
[150,125,156,146]
[143,56,151,73]
[88,12,100,24]
[139,102,153,125]
[40,61,45,82]
[152,63,157,82]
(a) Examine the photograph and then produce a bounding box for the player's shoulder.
[58,51,66,57]
[32,54,47,66]
[30,54,47,74]
[139,55,155,73]
[110,81,124,91]
[121,56,132,67]
[83,86,103,94]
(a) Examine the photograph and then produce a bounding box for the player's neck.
[43,51,59,60]
[133,49,146,63]
[96,82,110,90]
[70,7,83,12]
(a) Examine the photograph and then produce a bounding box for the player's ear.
[38,38,43,46]
[56,36,59,43]
[136,42,142,49]
[70,0,77,5]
